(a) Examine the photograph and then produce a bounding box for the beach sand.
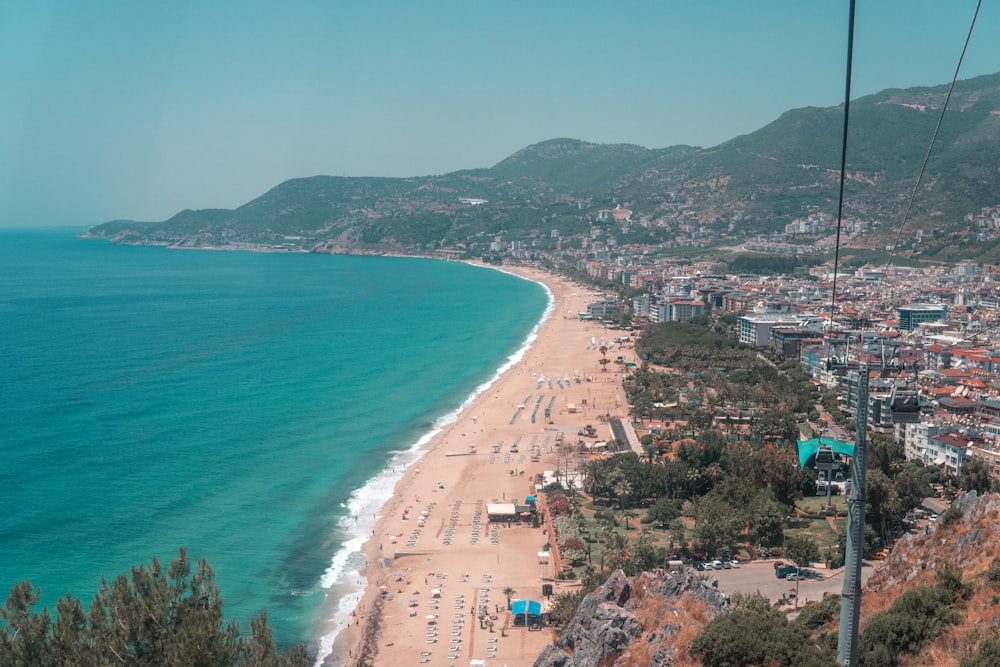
[322,266,635,666]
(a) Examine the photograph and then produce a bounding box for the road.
[813,403,851,443]
[921,497,949,515]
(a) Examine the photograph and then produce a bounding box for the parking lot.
[698,560,876,608]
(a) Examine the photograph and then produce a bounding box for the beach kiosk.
[486,503,517,522]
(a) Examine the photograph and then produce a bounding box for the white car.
[730,560,740,568]
[711,560,723,569]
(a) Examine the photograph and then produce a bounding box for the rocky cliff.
[859,490,1000,666]
[534,493,1000,667]
[534,570,729,667]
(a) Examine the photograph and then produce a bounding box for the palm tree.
[610,474,632,511]
[603,530,632,573]
[582,459,606,498]
[503,587,515,610]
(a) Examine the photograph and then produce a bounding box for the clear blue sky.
[2,1,998,227]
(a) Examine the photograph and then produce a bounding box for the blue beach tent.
[511,599,542,626]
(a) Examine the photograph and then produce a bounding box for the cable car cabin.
[816,445,836,471]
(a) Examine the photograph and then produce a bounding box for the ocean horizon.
[0,229,549,657]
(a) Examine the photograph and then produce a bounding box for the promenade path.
[609,417,643,455]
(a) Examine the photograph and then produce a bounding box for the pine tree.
[0,548,309,666]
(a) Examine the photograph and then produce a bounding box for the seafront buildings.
[558,248,1000,482]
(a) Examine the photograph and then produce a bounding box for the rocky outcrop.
[534,570,729,667]
[867,491,1000,595]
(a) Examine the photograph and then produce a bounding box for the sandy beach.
[321,266,635,666]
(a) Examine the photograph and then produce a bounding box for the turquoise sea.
[0,229,549,657]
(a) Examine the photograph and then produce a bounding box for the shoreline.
[318,266,633,666]
[310,264,555,663]
[67,233,620,662]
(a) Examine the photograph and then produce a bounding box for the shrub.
[940,504,964,527]
[857,584,959,666]
[692,607,837,667]
[961,635,1000,667]
[548,590,587,627]
[987,557,1000,584]
[794,593,840,632]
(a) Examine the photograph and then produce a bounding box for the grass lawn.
[550,490,847,578]
[789,495,846,554]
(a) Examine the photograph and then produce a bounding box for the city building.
[738,314,805,347]
[897,303,947,332]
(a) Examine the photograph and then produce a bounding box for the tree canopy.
[0,549,309,667]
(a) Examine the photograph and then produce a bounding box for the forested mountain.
[89,72,1000,261]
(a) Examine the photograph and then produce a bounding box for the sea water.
[0,229,548,655]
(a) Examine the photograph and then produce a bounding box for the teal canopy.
[511,600,542,616]
[797,437,855,468]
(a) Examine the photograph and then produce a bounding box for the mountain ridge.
[89,71,1000,262]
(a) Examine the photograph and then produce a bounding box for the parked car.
[729,560,740,568]
[711,560,723,569]
[775,564,797,578]
[721,560,732,569]
[786,573,800,581]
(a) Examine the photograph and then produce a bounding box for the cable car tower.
[837,359,868,665]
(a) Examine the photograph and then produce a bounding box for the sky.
[2,1,999,228]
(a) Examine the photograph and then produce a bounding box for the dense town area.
[513,242,1000,664]
[575,252,1000,488]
